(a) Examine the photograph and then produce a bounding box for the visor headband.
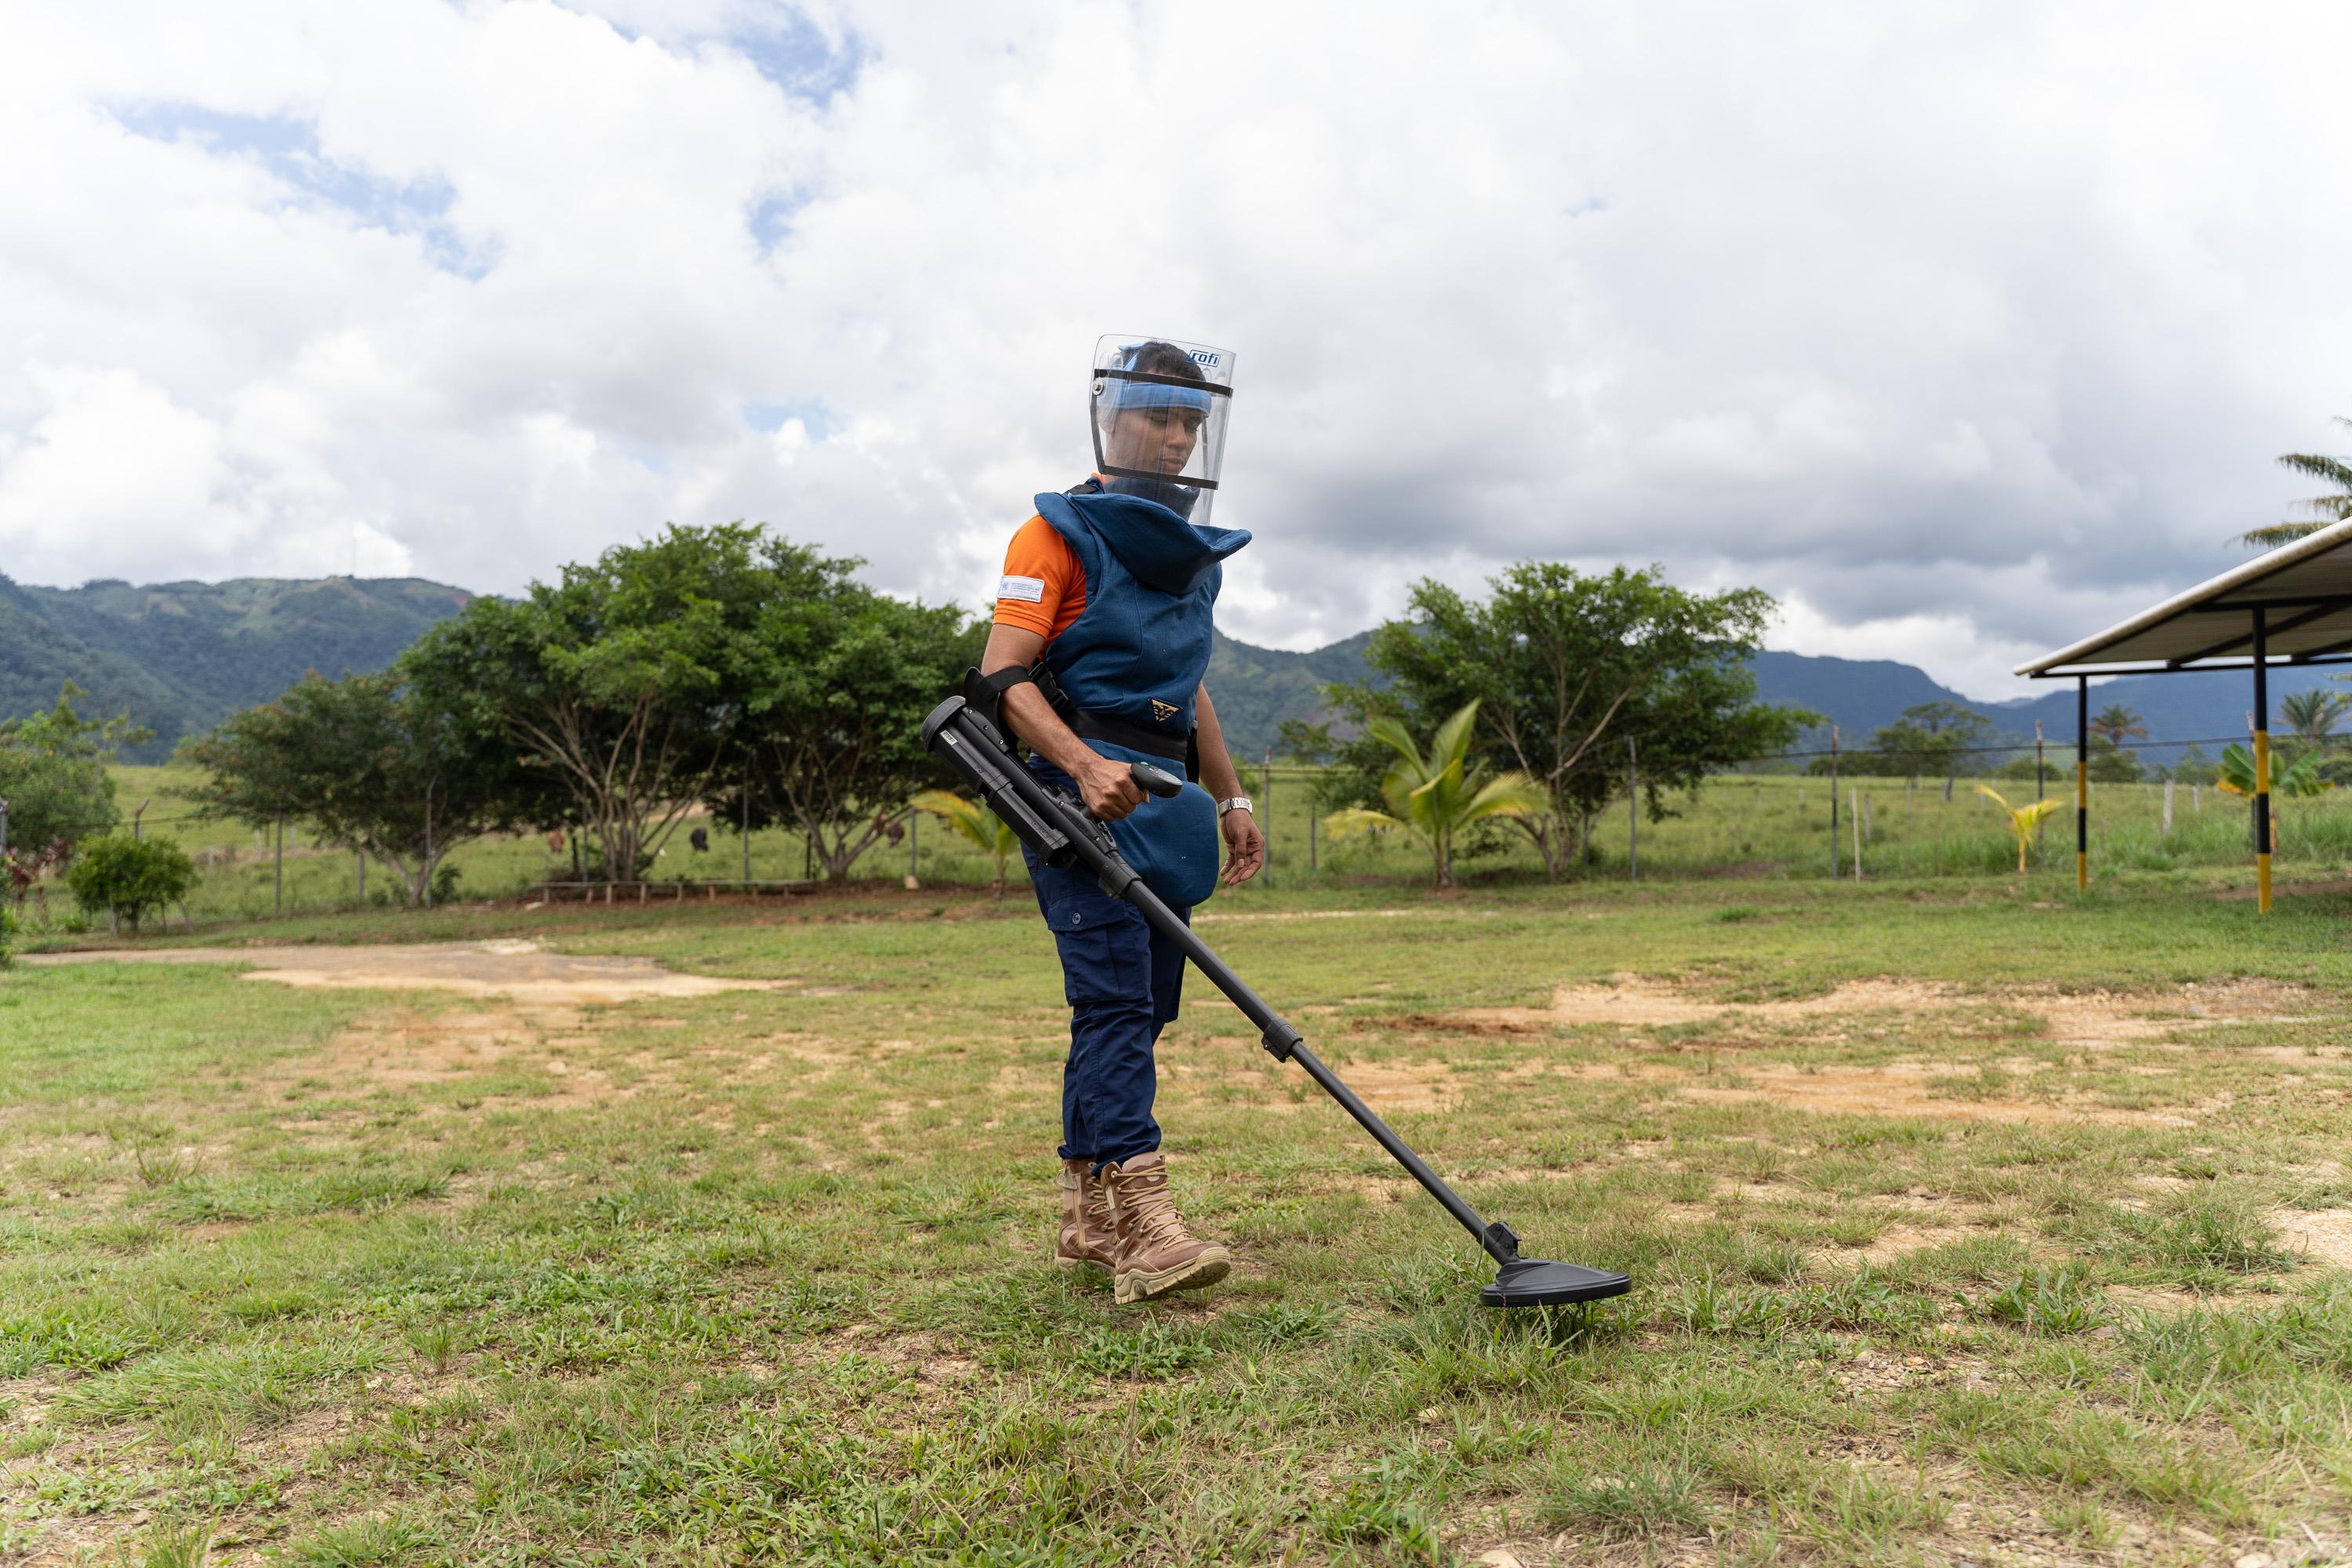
[1097,367,1233,396]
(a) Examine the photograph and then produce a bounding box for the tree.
[2281,688,2348,738]
[66,835,195,935]
[403,524,794,884]
[1323,702,1546,887]
[2089,705,2147,747]
[713,564,981,883]
[1976,787,2063,873]
[1276,718,1340,766]
[1323,564,1811,876]
[2238,418,2352,550]
[0,683,149,862]
[912,790,1018,898]
[1862,701,1993,785]
[2087,738,2143,783]
[2278,689,2349,767]
[180,672,530,906]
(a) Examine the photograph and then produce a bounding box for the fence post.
[742,787,752,885]
[1828,725,1841,878]
[909,808,919,881]
[132,800,148,840]
[274,811,284,916]
[357,850,365,904]
[1627,736,1639,880]
[1852,787,1862,880]
[2162,779,2173,837]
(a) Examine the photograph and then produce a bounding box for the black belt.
[1069,708,1189,762]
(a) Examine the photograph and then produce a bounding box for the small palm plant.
[910,790,1019,898]
[1976,786,2063,873]
[1323,701,1546,888]
[2216,744,2329,800]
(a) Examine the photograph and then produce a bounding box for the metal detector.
[920,695,1632,1308]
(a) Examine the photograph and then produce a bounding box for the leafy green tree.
[1275,718,1340,766]
[180,672,531,906]
[1323,564,1810,875]
[65,835,195,935]
[2171,743,2219,786]
[1860,701,1993,785]
[710,564,981,882]
[2088,737,2143,783]
[0,683,151,856]
[403,524,798,884]
[913,790,1018,898]
[1323,702,1546,887]
[2239,417,2352,549]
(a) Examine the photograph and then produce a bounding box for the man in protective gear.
[979,336,1265,1305]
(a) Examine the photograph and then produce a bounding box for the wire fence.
[0,720,2323,930]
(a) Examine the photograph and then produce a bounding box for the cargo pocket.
[1045,890,1151,1006]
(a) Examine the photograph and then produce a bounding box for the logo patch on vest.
[1149,699,1179,723]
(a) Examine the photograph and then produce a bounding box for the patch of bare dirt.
[26,938,786,1004]
[1469,972,2318,1048]
[2270,1208,2352,1269]
[1678,1062,2196,1126]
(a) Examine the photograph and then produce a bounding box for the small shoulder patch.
[997,575,1046,604]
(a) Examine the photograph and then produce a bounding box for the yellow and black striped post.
[2074,676,2088,891]
[2253,607,2272,913]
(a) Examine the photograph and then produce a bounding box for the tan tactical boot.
[1101,1151,1231,1305]
[1054,1157,1118,1276]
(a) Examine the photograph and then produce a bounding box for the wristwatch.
[1217,796,1253,818]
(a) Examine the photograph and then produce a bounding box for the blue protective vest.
[1032,483,1251,908]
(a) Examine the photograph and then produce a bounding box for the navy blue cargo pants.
[1021,779,1189,1170]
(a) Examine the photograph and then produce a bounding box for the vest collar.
[1054,479,1251,596]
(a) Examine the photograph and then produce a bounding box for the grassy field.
[2,876,2349,1565]
[29,764,2352,937]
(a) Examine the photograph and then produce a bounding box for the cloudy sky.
[6,1,2350,698]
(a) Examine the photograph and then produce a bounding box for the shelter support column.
[2075,676,2088,892]
[2254,607,2272,913]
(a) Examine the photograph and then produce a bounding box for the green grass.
[0,877,2349,1562]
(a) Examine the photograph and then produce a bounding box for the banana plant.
[910,789,1019,898]
[1323,701,1546,887]
[2216,742,2329,799]
[1976,786,2064,873]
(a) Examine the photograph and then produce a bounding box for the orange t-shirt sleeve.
[993,514,1086,643]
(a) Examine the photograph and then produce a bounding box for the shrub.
[0,901,13,968]
[64,836,197,935]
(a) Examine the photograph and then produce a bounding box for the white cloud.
[5,0,2351,702]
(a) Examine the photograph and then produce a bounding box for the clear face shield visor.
[1088,336,1236,525]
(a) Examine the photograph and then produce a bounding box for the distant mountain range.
[4,573,2334,766]
[0,575,474,762]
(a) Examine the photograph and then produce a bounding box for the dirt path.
[24,939,782,1004]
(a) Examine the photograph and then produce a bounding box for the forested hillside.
[12,568,2329,768]
[0,575,473,761]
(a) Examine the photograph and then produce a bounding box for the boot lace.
[1117,1173,1192,1248]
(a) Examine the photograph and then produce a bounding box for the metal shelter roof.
[2015,516,2352,677]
